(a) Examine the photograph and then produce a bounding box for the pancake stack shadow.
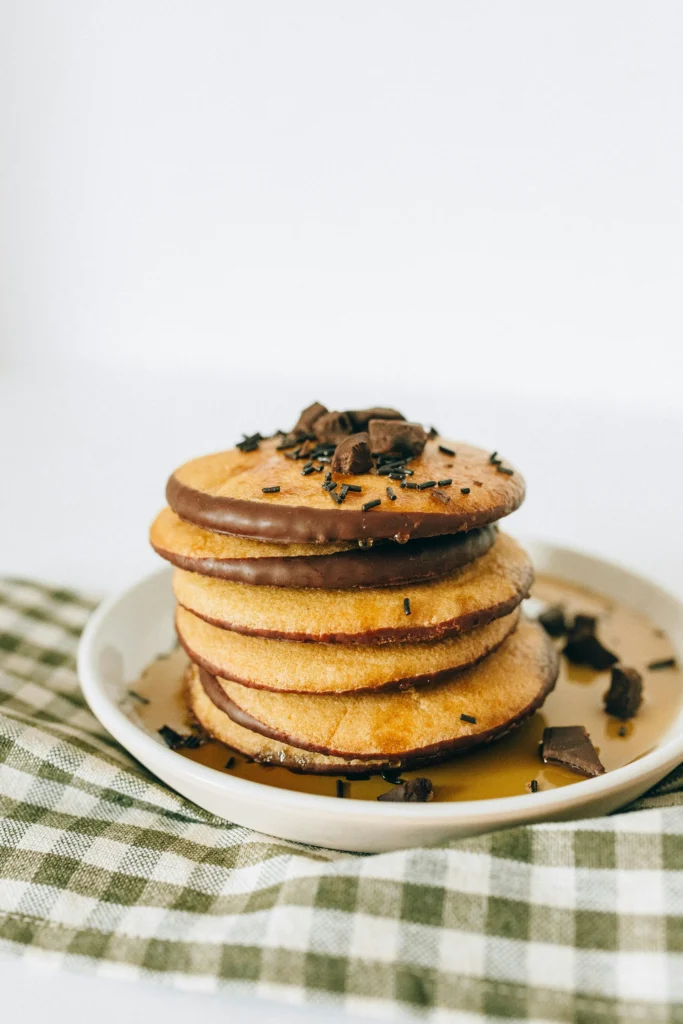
[151,404,559,794]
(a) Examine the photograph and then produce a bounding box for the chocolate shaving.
[330,432,372,474]
[292,401,327,438]
[313,410,354,445]
[648,658,677,671]
[541,726,605,777]
[377,778,433,802]
[430,488,451,505]
[158,725,200,751]
[347,407,405,431]
[538,606,567,638]
[604,665,643,719]
[368,419,427,457]
[563,615,617,670]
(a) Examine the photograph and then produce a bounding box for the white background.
[1,2,682,1021]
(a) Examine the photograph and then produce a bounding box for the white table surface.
[1,362,682,1022]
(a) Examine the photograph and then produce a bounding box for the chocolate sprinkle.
[604,665,643,719]
[301,466,314,476]
[541,726,605,777]
[386,486,397,501]
[648,658,677,670]
[460,713,477,724]
[158,725,198,751]
[403,597,411,615]
[530,779,539,793]
[225,756,236,769]
[362,499,381,511]
[377,778,433,803]
[460,487,471,494]
[381,769,406,785]
[347,484,363,492]
[438,445,455,456]
[489,451,500,465]
[438,479,452,487]
[618,726,627,737]
[128,690,149,705]
[417,480,436,490]
[261,486,281,494]
[336,780,345,798]
[538,606,567,637]
[497,466,514,475]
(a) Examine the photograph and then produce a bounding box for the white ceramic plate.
[78,542,683,853]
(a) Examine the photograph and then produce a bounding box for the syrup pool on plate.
[127,575,682,801]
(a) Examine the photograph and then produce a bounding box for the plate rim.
[77,539,683,823]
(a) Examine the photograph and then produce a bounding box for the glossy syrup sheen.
[129,575,682,801]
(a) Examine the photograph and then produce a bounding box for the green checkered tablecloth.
[1,578,682,1023]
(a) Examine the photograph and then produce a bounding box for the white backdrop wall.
[1,0,682,404]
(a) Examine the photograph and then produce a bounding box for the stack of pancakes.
[151,404,558,780]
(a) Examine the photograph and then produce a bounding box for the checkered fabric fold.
[0,577,682,1023]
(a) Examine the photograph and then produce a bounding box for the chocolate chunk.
[330,432,372,475]
[348,407,405,431]
[563,615,617,670]
[604,665,643,719]
[573,614,598,636]
[538,606,567,637]
[368,420,427,457]
[313,410,354,444]
[541,726,605,777]
[293,401,327,438]
[377,778,433,802]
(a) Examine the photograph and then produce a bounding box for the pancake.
[198,619,558,762]
[152,507,496,588]
[173,532,533,644]
[186,665,393,774]
[167,436,525,544]
[176,603,520,694]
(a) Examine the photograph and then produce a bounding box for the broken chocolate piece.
[313,410,354,445]
[330,432,372,474]
[430,488,451,505]
[347,407,405,431]
[541,726,605,777]
[604,665,643,719]
[292,401,327,438]
[538,606,567,638]
[368,419,427,457]
[563,615,617,670]
[377,778,433,802]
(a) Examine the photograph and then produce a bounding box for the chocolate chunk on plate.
[377,778,433,802]
[604,665,643,719]
[331,432,373,475]
[347,407,405,431]
[538,605,567,637]
[368,419,427,457]
[313,410,354,444]
[541,726,605,777]
[563,615,617,670]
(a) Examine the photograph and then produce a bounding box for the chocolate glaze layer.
[197,654,559,765]
[167,474,519,544]
[178,610,517,694]
[179,583,531,645]
[155,525,495,589]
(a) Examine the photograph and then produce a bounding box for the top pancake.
[167,436,524,544]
